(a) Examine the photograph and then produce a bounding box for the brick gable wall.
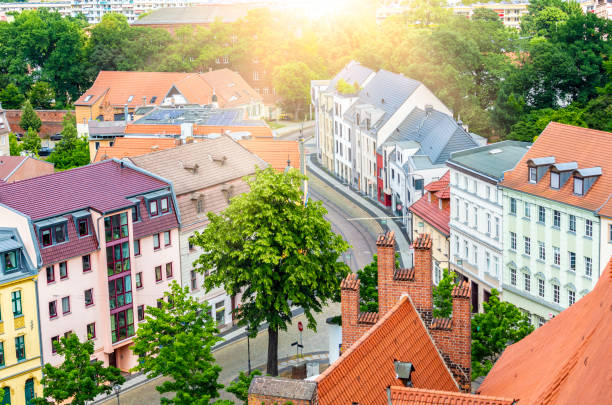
[340,231,472,391]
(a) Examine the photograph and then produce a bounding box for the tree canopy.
[192,167,350,375]
[33,333,125,405]
[432,269,457,318]
[131,282,227,405]
[19,100,41,133]
[471,289,534,379]
[47,113,90,170]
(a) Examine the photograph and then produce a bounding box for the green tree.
[357,255,379,313]
[9,133,22,156]
[47,114,90,169]
[21,128,41,156]
[33,333,125,405]
[226,370,262,404]
[432,269,457,318]
[27,81,55,109]
[19,100,41,132]
[0,83,25,109]
[471,289,534,379]
[131,282,226,405]
[273,62,317,119]
[507,105,586,142]
[471,8,503,24]
[192,167,350,376]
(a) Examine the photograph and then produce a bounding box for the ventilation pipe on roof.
[394,361,415,387]
[124,104,129,124]
[425,104,433,115]
[212,89,219,109]
[142,96,147,106]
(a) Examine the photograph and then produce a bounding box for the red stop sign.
[298,321,303,331]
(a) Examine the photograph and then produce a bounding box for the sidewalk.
[307,155,413,267]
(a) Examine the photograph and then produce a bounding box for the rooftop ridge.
[391,386,515,405]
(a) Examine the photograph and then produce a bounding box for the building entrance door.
[109,351,117,368]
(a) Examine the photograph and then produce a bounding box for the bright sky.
[284,0,351,18]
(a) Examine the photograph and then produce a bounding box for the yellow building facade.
[0,228,43,405]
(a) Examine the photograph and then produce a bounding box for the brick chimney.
[430,281,472,391]
[411,234,434,324]
[376,231,397,317]
[340,273,372,351]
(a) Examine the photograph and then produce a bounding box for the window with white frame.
[494,255,499,276]
[486,252,491,273]
[569,251,576,271]
[538,278,545,298]
[568,290,575,306]
[524,273,530,292]
[538,241,545,261]
[464,240,469,259]
[569,215,576,232]
[524,202,531,218]
[495,217,500,238]
[434,261,441,285]
[529,167,537,183]
[472,244,478,264]
[524,236,531,256]
[464,202,469,223]
[538,206,545,223]
[473,207,478,229]
[553,210,561,228]
[553,247,560,266]
[510,232,517,250]
[585,219,593,238]
[510,267,517,285]
[510,197,517,214]
[553,284,560,303]
[550,171,560,189]
[585,256,592,278]
[486,186,491,200]
[487,213,491,234]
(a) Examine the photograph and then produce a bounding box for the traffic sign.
[298,321,303,331]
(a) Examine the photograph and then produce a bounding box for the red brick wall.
[430,285,471,391]
[6,109,73,137]
[340,274,372,350]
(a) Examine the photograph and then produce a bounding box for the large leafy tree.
[19,100,41,133]
[47,113,90,169]
[471,289,534,379]
[432,269,457,318]
[226,370,262,405]
[192,167,350,376]
[131,282,227,405]
[21,128,41,156]
[8,133,21,156]
[27,81,55,109]
[33,333,125,405]
[0,83,25,109]
[273,62,317,120]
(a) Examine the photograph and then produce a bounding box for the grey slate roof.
[356,70,421,132]
[249,376,317,401]
[326,61,374,93]
[448,140,532,180]
[385,107,481,167]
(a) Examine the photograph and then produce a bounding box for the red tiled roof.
[501,122,612,217]
[0,156,26,180]
[425,171,449,192]
[315,296,458,405]
[76,70,262,108]
[38,215,98,266]
[0,160,169,220]
[93,137,178,162]
[237,139,300,171]
[478,257,612,405]
[409,197,450,237]
[390,386,515,405]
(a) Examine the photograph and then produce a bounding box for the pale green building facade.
[502,188,600,327]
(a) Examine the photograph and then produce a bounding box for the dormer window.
[526,157,555,184]
[573,167,602,196]
[550,172,560,189]
[78,219,89,237]
[160,197,169,214]
[150,200,158,217]
[38,219,69,247]
[2,250,18,272]
[574,177,583,195]
[132,204,140,223]
[529,167,537,183]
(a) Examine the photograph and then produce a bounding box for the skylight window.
[489,148,502,154]
[150,96,157,103]
[83,95,93,102]
[127,95,134,103]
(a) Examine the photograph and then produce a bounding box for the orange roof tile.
[391,386,515,405]
[76,70,262,109]
[478,257,612,405]
[501,122,612,217]
[237,139,300,171]
[410,175,451,236]
[315,295,458,405]
[425,171,450,192]
[93,137,177,162]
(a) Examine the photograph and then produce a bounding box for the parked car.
[50,133,62,141]
[38,147,52,157]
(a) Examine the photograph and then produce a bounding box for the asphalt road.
[97,144,381,405]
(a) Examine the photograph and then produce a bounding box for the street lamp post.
[246,327,253,375]
[113,384,121,405]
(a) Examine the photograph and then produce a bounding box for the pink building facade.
[0,159,181,371]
